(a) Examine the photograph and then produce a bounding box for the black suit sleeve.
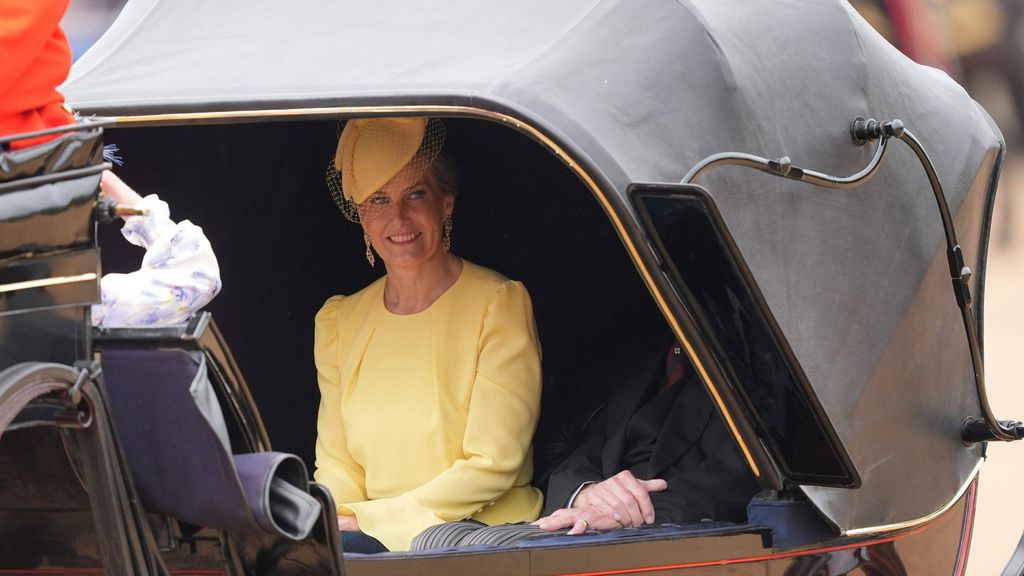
[648,410,760,524]
[541,419,607,516]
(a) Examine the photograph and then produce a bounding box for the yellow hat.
[335,117,428,205]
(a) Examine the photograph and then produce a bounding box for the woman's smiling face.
[359,163,454,269]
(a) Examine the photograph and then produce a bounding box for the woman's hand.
[100,170,144,206]
[573,471,667,528]
[533,507,622,535]
[337,514,360,532]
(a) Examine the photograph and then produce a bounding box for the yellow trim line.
[113,104,761,477]
[0,272,97,294]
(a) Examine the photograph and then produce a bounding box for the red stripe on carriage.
[953,480,978,576]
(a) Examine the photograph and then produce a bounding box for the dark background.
[100,118,666,471]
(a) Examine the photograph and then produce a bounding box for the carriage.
[2,0,1022,574]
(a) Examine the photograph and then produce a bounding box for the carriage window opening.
[100,119,783,552]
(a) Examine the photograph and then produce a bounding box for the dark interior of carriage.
[78,117,836,556]
[98,117,670,475]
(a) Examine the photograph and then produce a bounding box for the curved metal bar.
[682,135,890,189]
[799,138,889,188]
[682,152,785,184]
[897,130,962,258]
[897,129,1019,442]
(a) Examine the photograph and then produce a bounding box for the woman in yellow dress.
[315,117,543,552]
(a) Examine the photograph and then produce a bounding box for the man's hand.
[574,470,667,528]
[533,507,622,535]
[337,515,360,532]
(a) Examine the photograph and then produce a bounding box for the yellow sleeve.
[312,295,368,508]
[346,280,542,550]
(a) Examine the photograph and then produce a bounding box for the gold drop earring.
[363,230,375,267]
[442,216,453,254]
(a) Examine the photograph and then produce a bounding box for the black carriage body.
[0,0,1010,574]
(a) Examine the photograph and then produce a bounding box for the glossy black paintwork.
[0,305,91,368]
[0,248,99,314]
[0,127,103,257]
[0,127,103,369]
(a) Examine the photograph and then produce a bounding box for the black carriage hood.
[63,0,1003,534]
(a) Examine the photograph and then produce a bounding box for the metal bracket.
[963,417,1024,444]
[850,116,904,144]
[57,361,102,429]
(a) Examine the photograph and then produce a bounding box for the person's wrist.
[100,171,144,205]
[572,482,597,508]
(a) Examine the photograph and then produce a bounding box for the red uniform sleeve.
[0,0,75,146]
